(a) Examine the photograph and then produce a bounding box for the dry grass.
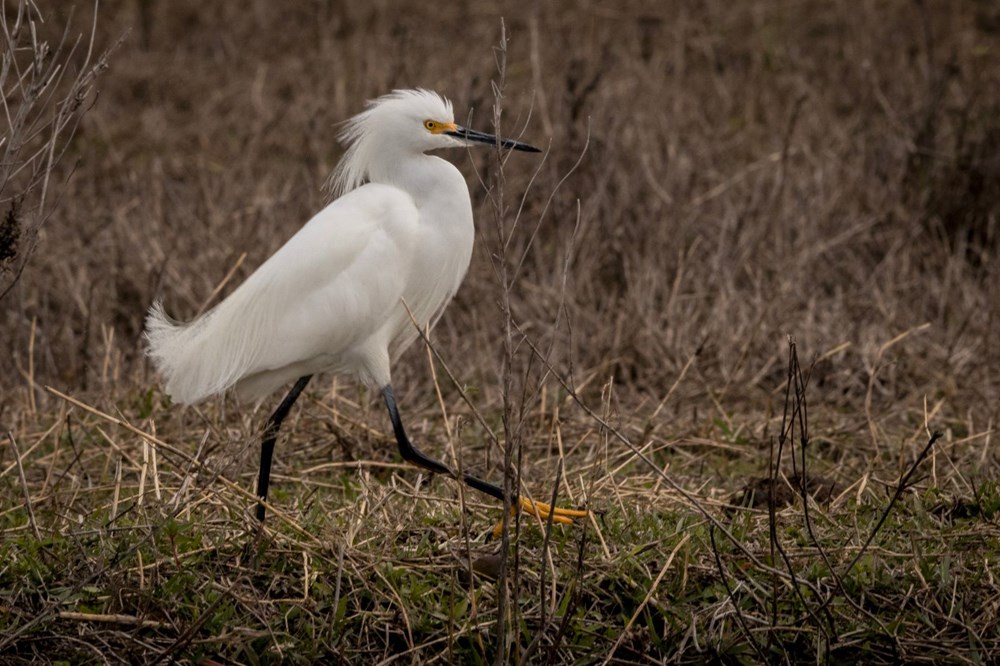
[2,0,999,663]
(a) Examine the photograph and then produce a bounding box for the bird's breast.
[386,189,474,356]
[408,196,474,309]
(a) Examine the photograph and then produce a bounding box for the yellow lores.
[424,119,457,134]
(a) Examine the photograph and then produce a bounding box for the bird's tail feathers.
[144,300,257,405]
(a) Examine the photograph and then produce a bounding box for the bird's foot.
[490,497,589,539]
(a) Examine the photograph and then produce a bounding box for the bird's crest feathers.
[324,89,454,198]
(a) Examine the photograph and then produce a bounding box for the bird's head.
[327,89,540,196]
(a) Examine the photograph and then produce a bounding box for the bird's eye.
[424,120,436,131]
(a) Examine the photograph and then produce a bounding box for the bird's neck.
[370,153,465,209]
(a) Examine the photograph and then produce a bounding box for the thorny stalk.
[487,21,518,664]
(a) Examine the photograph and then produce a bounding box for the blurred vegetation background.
[2,0,996,422]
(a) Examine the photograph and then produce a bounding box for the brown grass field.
[1,0,999,663]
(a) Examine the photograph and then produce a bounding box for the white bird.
[145,89,587,533]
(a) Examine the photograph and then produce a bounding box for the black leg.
[381,385,512,504]
[256,374,313,522]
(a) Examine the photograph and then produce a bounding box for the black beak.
[446,126,541,153]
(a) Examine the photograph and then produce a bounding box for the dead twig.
[843,430,942,580]
[8,430,41,540]
[56,611,166,629]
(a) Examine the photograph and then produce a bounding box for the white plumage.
[146,90,479,404]
[143,88,587,533]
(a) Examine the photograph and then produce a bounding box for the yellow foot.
[490,497,589,539]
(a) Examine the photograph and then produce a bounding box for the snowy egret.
[146,89,587,535]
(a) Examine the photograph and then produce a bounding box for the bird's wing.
[146,184,419,404]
